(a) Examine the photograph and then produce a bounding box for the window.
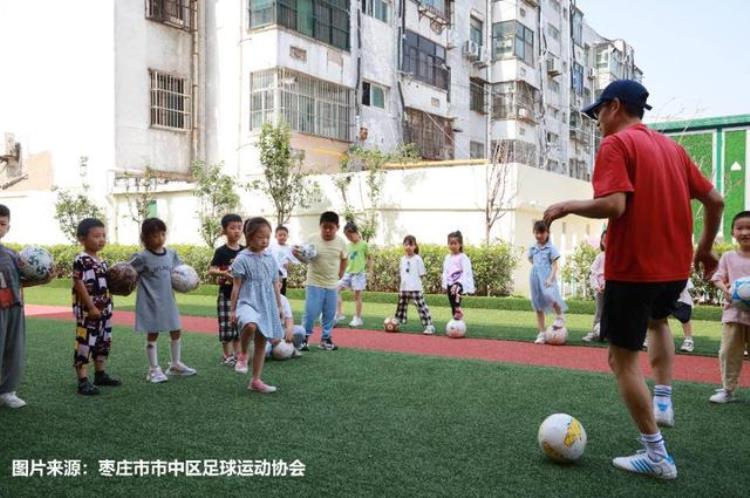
[404,108,454,160]
[470,141,485,159]
[149,70,191,130]
[547,76,560,93]
[492,21,534,67]
[420,0,447,18]
[490,139,538,165]
[146,200,158,218]
[546,23,560,41]
[362,81,386,109]
[402,30,450,91]
[250,68,352,141]
[470,78,485,113]
[362,0,388,22]
[249,0,351,51]
[470,17,483,46]
[492,80,539,120]
[571,62,584,96]
[596,47,609,69]
[571,9,583,46]
[546,132,559,144]
[146,0,193,30]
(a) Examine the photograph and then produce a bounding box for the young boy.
[335,221,369,327]
[209,214,244,366]
[270,225,298,296]
[674,280,696,353]
[293,211,347,351]
[72,218,121,395]
[710,210,750,403]
[0,204,49,408]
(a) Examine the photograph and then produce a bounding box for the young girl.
[129,218,196,383]
[441,231,475,320]
[395,235,435,335]
[583,230,606,342]
[231,217,284,393]
[528,221,567,344]
[336,221,369,327]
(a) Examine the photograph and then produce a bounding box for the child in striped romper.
[395,235,435,335]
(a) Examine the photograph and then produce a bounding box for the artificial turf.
[1,318,748,497]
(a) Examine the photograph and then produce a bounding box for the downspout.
[484,0,491,160]
[355,5,363,144]
[191,0,199,168]
[397,0,407,141]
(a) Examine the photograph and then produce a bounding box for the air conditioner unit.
[587,67,596,79]
[473,46,487,66]
[546,58,561,77]
[517,107,533,121]
[463,40,480,61]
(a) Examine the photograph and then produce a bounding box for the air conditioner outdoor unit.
[463,40,480,61]
[517,108,533,121]
[587,67,596,79]
[547,58,561,77]
[473,46,487,65]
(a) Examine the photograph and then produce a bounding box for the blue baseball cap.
[582,79,652,119]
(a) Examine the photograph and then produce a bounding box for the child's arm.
[229,276,241,325]
[284,317,294,342]
[73,278,102,319]
[711,255,731,301]
[207,266,231,278]
[547,259,560,287]
[339,253,347,279]
[441,256,448,289]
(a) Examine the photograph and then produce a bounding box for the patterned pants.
[447,283,464,316]
[74,316,112,367]
[395,291,433,326]
[217,293,239,343]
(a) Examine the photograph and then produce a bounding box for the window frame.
[402,30,450,91]
[362,81,387,109]
[149,69,191,131]
[492,20,534,67]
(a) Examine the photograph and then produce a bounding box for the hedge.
[9,241,520,297]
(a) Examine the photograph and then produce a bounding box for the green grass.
[1,318,748,497]
[24,285,724,357]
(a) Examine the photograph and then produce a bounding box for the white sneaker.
[679,338,694,353]
[166,362,197,377]
[612,450,677,480]
[146,367,168,384]
[0,391,26,409]
[423,325,436,335]
[349,316,364,327]
[534,332,546,344]
[335,314,346,324]
[709,388,735,404]
[653,399,675,428]
[582,330,598,342]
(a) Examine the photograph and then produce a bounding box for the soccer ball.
[383,317,400,333]
[294,244,318,263]
[446,319,466,338]
[538,413,587,463]
[730,277,750,311]
[18,246,54,282]
[107,262,138,296]
[171,264,200,293]
[544,325,568,345]
[271,341,295,361]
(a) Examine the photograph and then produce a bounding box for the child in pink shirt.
[709,211,750,403]
[584,230,606,342]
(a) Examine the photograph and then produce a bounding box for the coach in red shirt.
[544,80,723,479]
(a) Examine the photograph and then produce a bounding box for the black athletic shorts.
[670,302,692,324]
[600,280,687,351]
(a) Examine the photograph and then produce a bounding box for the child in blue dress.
[528,221,567,344]
[230,217,284,394]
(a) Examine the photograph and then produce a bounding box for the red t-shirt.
[593,123,713,282]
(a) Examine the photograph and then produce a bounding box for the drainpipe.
[191,0,200,169]
[485,0,491,160]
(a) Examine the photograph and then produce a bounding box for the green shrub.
[562,242,599,299]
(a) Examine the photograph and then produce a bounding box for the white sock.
[641,431,668,460]
[654,384,672,408]
[146,341,158,369]
[170,338,182,366]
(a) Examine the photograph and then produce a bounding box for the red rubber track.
[26,305,749,387]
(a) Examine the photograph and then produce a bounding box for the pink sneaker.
[234,353,249,374]
[453,308,464,320]
[248,379,277,394]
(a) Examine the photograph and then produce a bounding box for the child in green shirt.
[336,222,369,327]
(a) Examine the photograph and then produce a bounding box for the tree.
[53,157,106,242]
[561,242,599,299]
[253,123,320,226]
[117,167,161,226]
[191,160,241,247]
[484,141,519,244]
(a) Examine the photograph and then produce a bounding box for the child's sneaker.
[299,340,310,352]
[612,450,677,480]
[423,325,436,335]
[453,308,464,320]
[319,338,338,351]
[77,380,100,396]
[709,388,735,404]
[291,349,303,359]
[534,332,546,344]
[642,339,648,351]
[222,354,237,367]
[679,338,694,353]
[334,314,346,324]
[653,399,674,428]
[234,353,249,373]
[248,379,277,394]
[349,316,364,327]
[0,391,27,409]
[146,367,168,384]
[166,362,197,377]
[94,372,122,387]
[582,330,598,342]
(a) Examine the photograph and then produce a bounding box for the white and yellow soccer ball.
[445,319,466,338]
[171,264,200,293]
[538,413,587,463]
[18,246,54,282]
[271,341,295,360]
[730,277,750,311]
[383,317,400,333]
[544,325,568,345]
